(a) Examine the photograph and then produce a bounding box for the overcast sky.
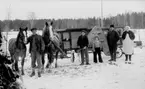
[0,0,145,20]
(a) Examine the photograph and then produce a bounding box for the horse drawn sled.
[56,26,124,63]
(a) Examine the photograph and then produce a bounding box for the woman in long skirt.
[122,26,135,64]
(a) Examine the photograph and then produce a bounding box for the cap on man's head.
[82,30,87,33]
[110,25,114,28]
[31,28,37,31]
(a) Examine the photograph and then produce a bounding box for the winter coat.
[77,35,89,48]
[122,31,135,40]
[27,34,45,54]
[0,31,2,46]
[92,40,101,52]
[122,30,135,55]
[107,30,120,47]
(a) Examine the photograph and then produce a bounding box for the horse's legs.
[15,60,19,72]
[12,55,19,72]
[21,56,25,75]
[46,53,50,68]
[42,53,45,70]
[55,51,59,68]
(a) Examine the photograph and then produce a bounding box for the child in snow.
[92,36,103,63]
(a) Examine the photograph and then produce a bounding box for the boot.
[128,61,132,64]
[38,71,41,77]
[30,69,35,77]
[125,61,128,64]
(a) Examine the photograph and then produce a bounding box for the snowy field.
[22,47,145,89]
[1,29,145,89]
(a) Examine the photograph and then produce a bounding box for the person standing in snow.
[0,30,2,47]
[27,28,45,77]
[92,36,103,63]
[77,30,90,65]
[107,25,120,62]
[122,26,135,64]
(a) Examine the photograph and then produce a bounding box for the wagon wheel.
[76,49,82,63]
[116,47,123,58]
[70,50,82,63]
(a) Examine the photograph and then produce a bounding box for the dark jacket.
[27,34,45,54]
[77,35,89,48]
[122,30,135,40]
[107,30,120,47]
[0,31,2,46]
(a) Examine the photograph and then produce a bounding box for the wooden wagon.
[56,28,91,52]
[55,27,124,62]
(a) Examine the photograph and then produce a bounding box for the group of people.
[0,23,135,79]
[77,25,135,65]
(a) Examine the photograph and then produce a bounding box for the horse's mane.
[15,30,25,49]
[42,25,51,45]
[42,25,50,37]
[16,32,20,42]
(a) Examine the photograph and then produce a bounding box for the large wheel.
[116,47,123,58]
[70,50,82,63]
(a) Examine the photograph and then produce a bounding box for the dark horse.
[42,22,62,68]
[8,27,28,75]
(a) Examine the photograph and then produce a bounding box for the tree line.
[0,12,145,32]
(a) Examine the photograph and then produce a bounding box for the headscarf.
[124,26,130,31]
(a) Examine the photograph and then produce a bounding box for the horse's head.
[43,21,53,34]
[43,22,52,41]
[16,27,28,49]
[44,22,50,32]
[17,27,28,44]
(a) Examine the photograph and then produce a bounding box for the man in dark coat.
[0,30,2,47]
[77,30,90,65]
[107,25,120,62]
[27,28,45,77]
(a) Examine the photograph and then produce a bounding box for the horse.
[42,22,62,69]
[8,27,28,75]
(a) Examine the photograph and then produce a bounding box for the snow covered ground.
[21,47,145,89]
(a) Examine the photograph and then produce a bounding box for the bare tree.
[28,12,36,29]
